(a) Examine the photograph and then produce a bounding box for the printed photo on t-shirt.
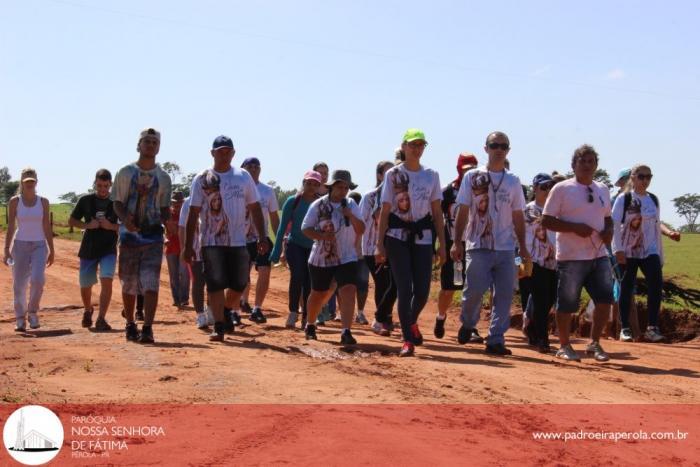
[465,171,494,249]
[199,171,230,246]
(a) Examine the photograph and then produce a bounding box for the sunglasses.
[487,143,510,151]
[635,173,653,181]
[587,186,594,203]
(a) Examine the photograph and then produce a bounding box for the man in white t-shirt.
[452,131,531,356]
[542,144,614,362]
[183,135,268,342]
[235,157,280,325]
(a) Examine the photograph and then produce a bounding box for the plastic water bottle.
[453,260,464,286]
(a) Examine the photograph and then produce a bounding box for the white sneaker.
[196,312,209,329]
[205,306,215,326]
[619,328,634,342]
[644,326,665,343]
[285,311,299,329]
[28,313,40,329]
[355,310,369,325]
[15,318,26,332]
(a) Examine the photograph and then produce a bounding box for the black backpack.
[621,192,658,224]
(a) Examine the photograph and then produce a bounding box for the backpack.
[621,191,658,224]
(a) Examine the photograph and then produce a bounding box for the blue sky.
[1,0,698,226]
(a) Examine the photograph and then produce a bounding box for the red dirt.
[1,236,699,405]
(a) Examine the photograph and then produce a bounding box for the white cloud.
[606,68,626,80]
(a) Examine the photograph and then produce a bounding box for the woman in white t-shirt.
[302,170,365,344]
[376,129,447,357]
[612,164,681,343]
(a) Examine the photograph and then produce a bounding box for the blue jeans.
[286,241,311,314]
[619,254,662,328]
[460,249,516,346]
[166,253,190,304]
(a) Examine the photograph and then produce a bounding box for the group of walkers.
[3,127,681,361]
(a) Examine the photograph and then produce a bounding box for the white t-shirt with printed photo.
[190,167,259,248]
[379,164,442,245]
[612,192,662,260]
[524,201,556,270]
[359,187,382,257]
[542,178,612,261]
[302,195,362,267]
[244,182,279,243]
[456,167,526,251]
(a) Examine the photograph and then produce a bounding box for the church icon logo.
[3,405,63,465]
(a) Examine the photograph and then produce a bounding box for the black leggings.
[365,255,397,324]
[385,236,433,342]
[530,263,557,343]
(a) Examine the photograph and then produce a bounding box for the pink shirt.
[543,178,611,261]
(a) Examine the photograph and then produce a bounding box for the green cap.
[403,128,426,143]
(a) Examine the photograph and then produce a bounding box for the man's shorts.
[556,256,614,313]
[440,239,466,291]
[201,246,249,293]
[79,254,116,288]
[119,243,163,295]
[309,262,358,292]
[245,237,273,269]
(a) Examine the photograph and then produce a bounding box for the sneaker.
[305,324,317,341]
[411,324,423,346]
[485,343,512,356]
[250,308,267,324]
[137,325,154,344]
[285,312,299,329]
[619,328,634,342]
[125,322,139,342]
[209,322,225,342]
[196,312,209,330]
[340,329,357,345]
[457,325,471,345]
[468,329,484,344]
[434,316,446,339]
[135,310,145,322]
[94,318,112,332]
[28,313,40,329]
[240,302,253,314]
[585,341,610,362]
[355,311,369,325]
[398,341,415,357]
[205,306,215,326]
[555,344,581,362]
[15,318,26,332]
[82,309,93,328]
[644,326,665,343]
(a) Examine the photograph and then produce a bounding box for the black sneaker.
[209,322,225,342]
[240,302,253,314]
[125,322,138,342]
[485,343,512,356]
[250,309,267,324]
[137,325,154,344]
[305,325,317,340]
[434,316,446,339]
[340,330,357,345]
[457,325,471,345]
[468,329,484,344]
[82,309,93,328]
[135,310,145,322]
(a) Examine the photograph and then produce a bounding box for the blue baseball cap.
[532,173,553,187]
[212,135,234,150]
[241,157,261,167]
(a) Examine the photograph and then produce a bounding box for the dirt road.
[2,237,699,405]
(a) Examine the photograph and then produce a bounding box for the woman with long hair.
[612,164,680,343]
[3,168,55,331]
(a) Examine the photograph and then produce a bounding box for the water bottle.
[453,260,464,286]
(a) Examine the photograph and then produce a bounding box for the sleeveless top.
[15,196,45,242]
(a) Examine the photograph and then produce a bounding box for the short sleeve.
[455,171,473,206]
